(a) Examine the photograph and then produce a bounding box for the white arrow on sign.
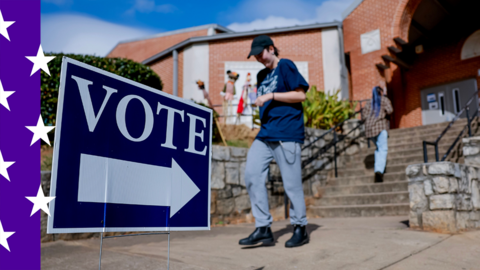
[77,154,200,218]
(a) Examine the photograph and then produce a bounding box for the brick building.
[109,0,480,129]
[343,0,480,128]
[108,23,348,124]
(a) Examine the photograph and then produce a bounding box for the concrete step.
[322,181,408,196]
[332,163,411,178]
[388,119,469,136]
[301,119,476,219]
[387,129,471,144]
[388,133,475,151]
[388,124,468,137]
[371,138,461,153]
[338,153,431,168]
[308,203,410,218]
[387,132,467,147]
[338,152,434,165]
[327,172,405,186]
[344,144,454,159]
[316,191,409,206]
[337,155,464,172]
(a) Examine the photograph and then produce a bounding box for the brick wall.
[149,50,185,96]
[150,55,174,95]
[178,50,184,98]
[107,29,208,63]
[343,0,407,102]
[400,35,480,128]
[343,0,480,128]
[208,29,325,114]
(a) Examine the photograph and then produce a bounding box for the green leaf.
[302,87,355,131]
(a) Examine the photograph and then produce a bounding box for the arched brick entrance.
[392,0,423,42]
[344,0,480,129]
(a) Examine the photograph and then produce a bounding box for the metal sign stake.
[98,232,103,270]
[167,231,171,270]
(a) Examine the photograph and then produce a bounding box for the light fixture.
[415,45,424,54]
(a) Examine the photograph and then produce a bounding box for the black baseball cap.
[247,35,274,58]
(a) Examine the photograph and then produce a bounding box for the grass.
[41,145,53,171]
[226,139,249,148]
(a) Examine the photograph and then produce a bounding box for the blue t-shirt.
[256,59,309,143]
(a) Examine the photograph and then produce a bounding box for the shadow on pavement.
[273,224,321,240]
[400,220,410,227]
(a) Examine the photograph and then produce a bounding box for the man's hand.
[255,93,273,107]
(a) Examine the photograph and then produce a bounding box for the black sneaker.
[239,226,275,246]
[285,225,309,248]
[375,172,384,183]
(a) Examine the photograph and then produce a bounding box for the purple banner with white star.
[0,0,41,269]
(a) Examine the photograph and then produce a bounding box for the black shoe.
[285,225,309,248]
[375,172,384,183]
[239,226,274,246]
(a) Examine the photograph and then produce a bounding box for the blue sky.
[41,0,356,56]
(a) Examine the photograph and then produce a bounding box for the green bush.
[41,53,163,127]
[303,86,356,130]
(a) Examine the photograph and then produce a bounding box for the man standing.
[239,35,309,248]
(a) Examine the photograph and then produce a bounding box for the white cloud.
[315,0,354,22]
[41,13,158,56]
[227,0,355,32]
[228,16,314,32]
[126,0,176,15]
[227,0,318,22]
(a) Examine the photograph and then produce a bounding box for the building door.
[421,78,478,125]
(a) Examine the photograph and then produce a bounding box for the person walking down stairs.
[362,86,393,183]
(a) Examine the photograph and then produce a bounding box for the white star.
[26,185,55,217]
[0,10,15,41]
[0,79,14,111]
[0,220,15,252]
[26,115,55,146]
[25,45,55,76]
[0,150,14,182]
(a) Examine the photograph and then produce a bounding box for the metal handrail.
[301,105,366,151]
[265,99,368,219]
[423,90,479,162]
[301,117,365,177]
[300,102,367,177]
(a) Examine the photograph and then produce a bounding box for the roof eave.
[116,23,234,45]
[142,21,342,65]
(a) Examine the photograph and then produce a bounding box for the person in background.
[238,35,309,248]
[221,70,239,123]
[196,80,213,107]
[362,86,393,183]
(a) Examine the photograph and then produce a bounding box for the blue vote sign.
[47,57,212,233]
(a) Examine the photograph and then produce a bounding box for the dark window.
[440,96,445,115]
[453,89,460,114]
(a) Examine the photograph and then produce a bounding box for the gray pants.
[245,140,307,227]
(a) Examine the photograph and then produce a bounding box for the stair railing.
[274,100,369,219]
[423,90,479,163]
[301,106,366,176]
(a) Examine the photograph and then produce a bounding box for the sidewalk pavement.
[41,216,480,270]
